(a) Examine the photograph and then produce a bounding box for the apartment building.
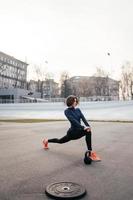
[0,51,28,89]
[0,51,31,102]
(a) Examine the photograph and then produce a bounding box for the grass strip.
[0,119,133,123]
[0,119,65,123]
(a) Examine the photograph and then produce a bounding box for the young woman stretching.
[43,95,100,161]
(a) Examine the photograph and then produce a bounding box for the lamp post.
[107,52,111,99]
[107,52,111,74]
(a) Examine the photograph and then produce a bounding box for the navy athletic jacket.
[64,107,90,130]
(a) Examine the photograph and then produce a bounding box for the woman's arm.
[79,108,90,127]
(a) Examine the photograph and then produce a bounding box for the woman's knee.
[84,130,91,135]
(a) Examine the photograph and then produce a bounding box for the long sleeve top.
[64,107,90,130]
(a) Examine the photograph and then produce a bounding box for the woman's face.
[72,98,78,107]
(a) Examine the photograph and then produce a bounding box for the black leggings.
[48,129,92,151]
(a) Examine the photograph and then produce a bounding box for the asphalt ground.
[0,121,133,200]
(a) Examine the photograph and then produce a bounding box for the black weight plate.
[45,182,86,199]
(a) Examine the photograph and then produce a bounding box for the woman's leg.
[48,129,72,144]
[48,134,70,144]
[66,129,92,151]
[47,129,92,151]
[85,131,92,151]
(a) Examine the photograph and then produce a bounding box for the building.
[0,51,28,89]
[0,51,39,103]
[28,79,59,99]
[65,76,119,101]
[42,79,59,98]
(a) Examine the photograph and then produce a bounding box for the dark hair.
[66,95,79,107]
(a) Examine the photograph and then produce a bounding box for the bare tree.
[33,65,46,98]
[14,67,21,88]
[60,71,71,97]
[78,78,92,97]
[93,67,110,96]
[120,62,133,100]
[94,67,109,77]
[45,72,55,98]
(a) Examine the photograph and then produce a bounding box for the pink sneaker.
[43,139,49,150]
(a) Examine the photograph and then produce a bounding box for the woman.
[43,95,100,161]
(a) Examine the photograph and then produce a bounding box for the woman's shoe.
[43,139,49,150]
[90,151,101,161]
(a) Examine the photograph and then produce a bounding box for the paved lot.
[0,121,133,200]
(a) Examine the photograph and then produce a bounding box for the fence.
[0,95,119,104]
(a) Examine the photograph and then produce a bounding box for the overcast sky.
[0,0,133,82]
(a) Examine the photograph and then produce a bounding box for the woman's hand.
[84,126,91,132]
